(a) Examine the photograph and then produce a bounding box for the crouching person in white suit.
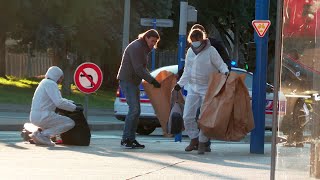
[29,66,83,146]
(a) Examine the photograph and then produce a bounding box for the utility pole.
[122,0,130,53]
[177,0,188,71]
[250,0,270,154]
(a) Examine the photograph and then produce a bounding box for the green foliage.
[130,0,173,42]
[0,76,115,108]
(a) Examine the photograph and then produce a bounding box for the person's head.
[45,66,64,84]
[138,29,160,49]
[191,24,206,32]
[187,28,205,45]
[190,24,207,38]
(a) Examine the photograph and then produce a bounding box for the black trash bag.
[57,108,91,146]
[167,90,184,135]
[169,112,184,134]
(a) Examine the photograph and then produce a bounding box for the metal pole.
[177,0,188,70]
[270,0,284,179]
[84,94,89,120]
[250,0,270,154]
[175,0,188,142]
[122,0,130,53]
[152,18,156,70]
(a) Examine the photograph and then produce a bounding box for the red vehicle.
[280,0,320,139]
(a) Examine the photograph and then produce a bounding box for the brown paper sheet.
[198,72,254,141]
[142,71,184,136]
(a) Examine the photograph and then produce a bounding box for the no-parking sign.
[74,62,103,94]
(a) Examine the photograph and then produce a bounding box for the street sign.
[74,62,103,94]
[140,18,173,27]
[187,5,197,22]
[252,20,271,37]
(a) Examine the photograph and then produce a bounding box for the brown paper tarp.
[142,70,184,136]
[198,72,254,141]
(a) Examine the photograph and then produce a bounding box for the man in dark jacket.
[117,29,161,149]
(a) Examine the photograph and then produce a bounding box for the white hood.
[45,66,63,82]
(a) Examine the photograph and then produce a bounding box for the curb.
[0,123,124,131]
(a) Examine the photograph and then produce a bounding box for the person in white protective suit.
[29,66,83,146]
[173,29,229,154]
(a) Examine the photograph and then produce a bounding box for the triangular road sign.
[252,20,271,37]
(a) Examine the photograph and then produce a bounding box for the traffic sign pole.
[250,0,270,154]
[175,0,188,143]
[178,0,187,71]
[84,94,89,120]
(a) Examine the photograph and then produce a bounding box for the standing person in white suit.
[29,66,83,146]
[173,29,229,154]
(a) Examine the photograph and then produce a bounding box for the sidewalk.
[0,130,312,179]
[0,103,124,131]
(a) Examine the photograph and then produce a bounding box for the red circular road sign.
[74,62,103,94]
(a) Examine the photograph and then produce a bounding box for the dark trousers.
[119,80,141,140]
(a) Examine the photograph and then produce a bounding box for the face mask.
[192,41,201,48]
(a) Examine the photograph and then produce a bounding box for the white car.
[114,65,287,135]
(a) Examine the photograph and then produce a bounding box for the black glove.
[151,79,161,88]
[174,84,181,91]
[224,72,229,76]
[75,105,84,112]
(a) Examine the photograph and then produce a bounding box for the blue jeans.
[119,80,141,141]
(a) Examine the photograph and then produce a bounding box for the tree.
[17,0,117,95]
[0,0,30,77]
[129,0,173,44]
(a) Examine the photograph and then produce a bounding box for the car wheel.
[136,125,156,135]
[286,99,307,143]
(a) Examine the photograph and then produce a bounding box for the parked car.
[114,65,287,135]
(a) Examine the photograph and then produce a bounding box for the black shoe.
[120,139,126,146]
[131,140,145,149]
[121,138,133,149]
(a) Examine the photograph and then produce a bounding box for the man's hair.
[187,29,204,43]
[138,29,160,48]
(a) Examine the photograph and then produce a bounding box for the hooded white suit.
[177,40,229,143]
[29,66,76,137]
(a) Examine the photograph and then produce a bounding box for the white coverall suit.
[29,66,76,138]
[177,41,229,143]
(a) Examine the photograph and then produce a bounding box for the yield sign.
[74,62,103,94]
[252,20,271,37]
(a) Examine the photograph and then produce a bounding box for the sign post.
[140,18,174,70]
[74,62,103,119]
[250,0,270,154]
